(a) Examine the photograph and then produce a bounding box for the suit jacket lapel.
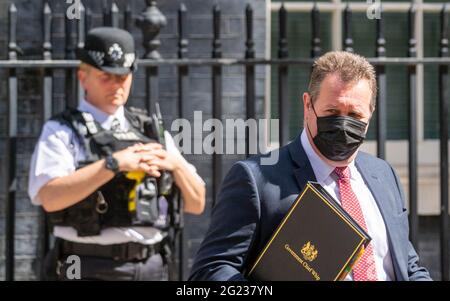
[288,133,317,191]
[355,153,407,280]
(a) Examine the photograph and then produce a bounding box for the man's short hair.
[79,62,92,74]
[308,51,377,112]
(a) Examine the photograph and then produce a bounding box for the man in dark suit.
[189,51,431,281]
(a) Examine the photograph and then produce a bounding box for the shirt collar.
[78,99,127,131]
[300,129,357,182]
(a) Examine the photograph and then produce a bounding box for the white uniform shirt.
[300,129,395,281]
[28,99,204,245]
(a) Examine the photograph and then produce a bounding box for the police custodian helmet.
[76,27,138,75]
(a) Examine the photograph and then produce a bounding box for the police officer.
[28,27,206,281]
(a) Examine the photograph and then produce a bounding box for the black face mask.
[307,104,368,161]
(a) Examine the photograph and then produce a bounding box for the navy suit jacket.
[189,133,431,281]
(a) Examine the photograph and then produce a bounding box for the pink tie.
[334,166,378,281]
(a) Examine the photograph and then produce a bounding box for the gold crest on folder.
[301,241,318,262]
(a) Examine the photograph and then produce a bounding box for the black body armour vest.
[47,107,178,237]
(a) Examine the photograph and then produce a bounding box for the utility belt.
[59,237,170,261]
[44,237,176,280]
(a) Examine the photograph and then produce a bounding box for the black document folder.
[247,181,371,281]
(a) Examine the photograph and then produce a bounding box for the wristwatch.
[105,154,120,174]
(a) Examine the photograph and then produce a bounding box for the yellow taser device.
[125,171,146,212]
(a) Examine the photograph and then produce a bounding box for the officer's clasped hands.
[138,142,185,172]
[113,142,182,177]
[137,142,184,173]
[113,142,163,177]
